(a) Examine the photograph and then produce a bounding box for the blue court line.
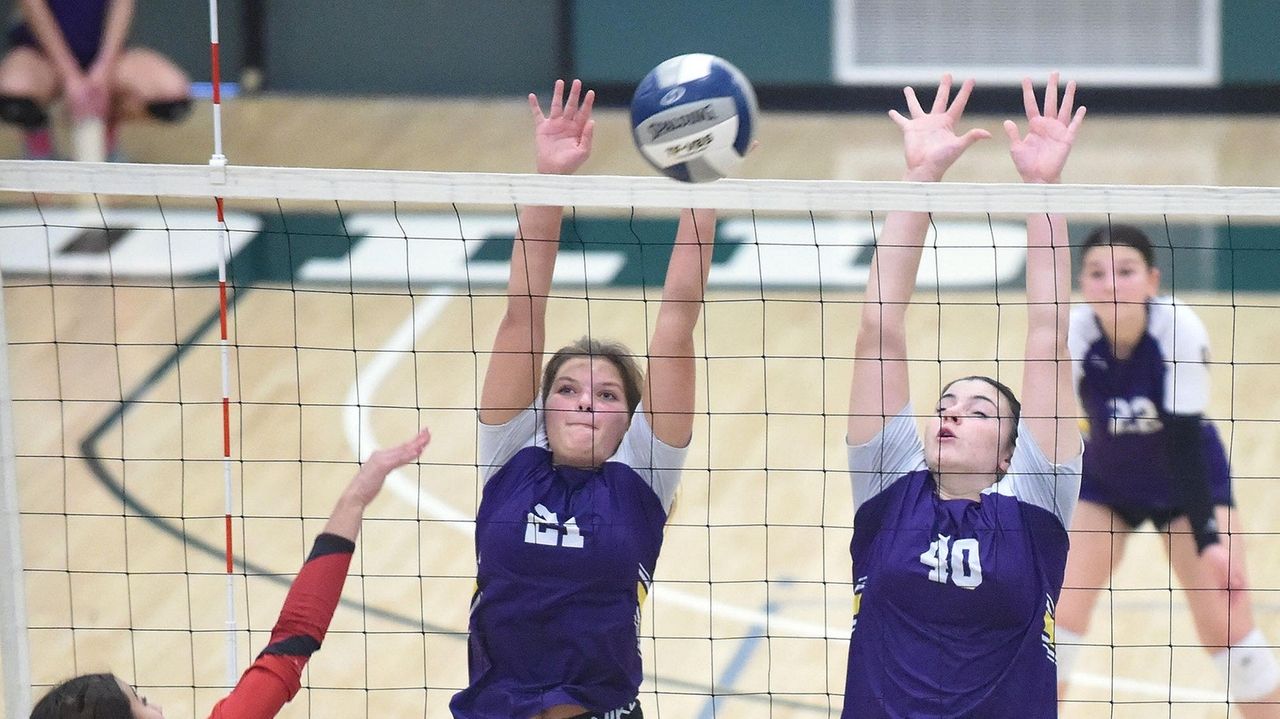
[697,580,811,719]
[189,81,239,99]
[696,607,771,719]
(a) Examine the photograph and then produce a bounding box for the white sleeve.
[992,422,1083,527]
[1068,305,1100,399]
[846,405,926,514]
[610,402,687,514]
[1154,301,1212,415]
[477,401,546,483]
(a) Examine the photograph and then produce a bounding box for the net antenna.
[206,0,238,693]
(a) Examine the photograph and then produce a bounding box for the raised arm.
[643,208,715,447]
[1004,73,1085,462]
[480,79,595,424]
[848,76,990,445]
[208,428,430,719]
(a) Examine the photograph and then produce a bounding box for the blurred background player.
[449,79,716,719]
[28,427,432,719]
[1057,224,1280,716]
[841,73,1083,718]
[0,0,190,160]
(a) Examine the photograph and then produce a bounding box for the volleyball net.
[1,160,1278,718]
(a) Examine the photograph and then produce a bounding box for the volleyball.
[630,53,758,183]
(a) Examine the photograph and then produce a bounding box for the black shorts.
[1107,501,1234,531]
[568,699,642,719]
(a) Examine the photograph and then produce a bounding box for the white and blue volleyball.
[630,54,758,183]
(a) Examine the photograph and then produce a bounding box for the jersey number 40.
[920,534,983,589]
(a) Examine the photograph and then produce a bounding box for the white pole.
[0,268,33,719]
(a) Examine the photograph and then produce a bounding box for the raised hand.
[889,74,991,182]
[529,78,596,175]
[346,428,432,507]
[1003,72,1086,184]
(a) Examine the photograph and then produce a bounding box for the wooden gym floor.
[2,92,1279,718]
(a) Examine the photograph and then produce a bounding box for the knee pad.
[1055,627,1083,683]
[1211,629,1280,702]
[146,98,192,123]
[0,95,49,129]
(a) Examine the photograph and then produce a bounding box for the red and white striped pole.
[208,0,227,166]
[207,0,236,692]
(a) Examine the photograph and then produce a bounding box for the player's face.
[117,677,165,719]
[544,356,632,467]
[1079,244,1159,318]
[924,379,1014,477]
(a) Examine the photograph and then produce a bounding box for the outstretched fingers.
[378,428,432,470]
[1020,76,1039,121]
[903,85,926,117]
[547,78,565,119]
[1058,78,1077,124]
[1067,105,1087,137]
[947,77,976,119]
[957,126,993,149]
[578,86,596,123]
[401,427,432,459]
[930,74,953,113]
[562,79,582,120]
[1002,118,1022,145]
[1042,71,1060,119]
[532,79,593,127]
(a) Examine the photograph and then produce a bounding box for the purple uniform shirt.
[842,406,1081,718]
[450,402,685,718]
[1069,300,1232,511]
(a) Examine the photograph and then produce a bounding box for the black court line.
[79,283,444,632]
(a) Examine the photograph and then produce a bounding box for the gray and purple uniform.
[1069,300,1232,523]
[842,406,1081,718]
[449,401,684,718]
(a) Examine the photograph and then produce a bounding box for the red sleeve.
[207,654,302,719]
[206,533,355,719]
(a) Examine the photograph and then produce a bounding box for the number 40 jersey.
[841,406,1082,719]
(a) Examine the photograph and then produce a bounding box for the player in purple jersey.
[842,73,1083,718]
[0,0,189,159]
[1055,225,1280,714]
[448,79,716,719]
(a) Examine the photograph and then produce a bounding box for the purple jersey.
[842,407,1081,718]
[9,0,109,69]
[450,402,685,718]
[1069,300,1232,510]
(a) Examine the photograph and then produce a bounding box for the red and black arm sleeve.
[207,533,356,719]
